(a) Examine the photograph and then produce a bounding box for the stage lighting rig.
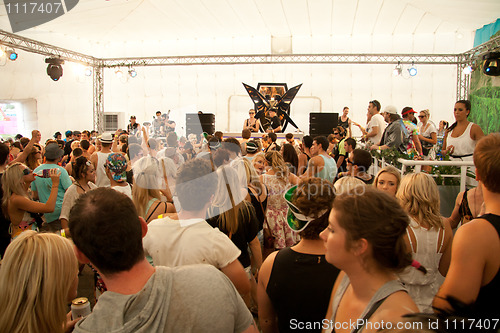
[45,58,64,81]
[483,52,500,76]
[7,49,18,61]
[408,62,417,76]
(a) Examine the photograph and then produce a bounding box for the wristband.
[60,229,66,238]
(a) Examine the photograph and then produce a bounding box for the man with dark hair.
[365,99,386,146]
[143,159,251,297]
[264,132,280,153]
[266,109,282,133]
[298,135,313,176]
[214,131,224,142]
[344,137,356,154]
[371,105,408,154]
[31,142,72,232]
[346,149,374,184]
[70,188,257,333]
[300,136,337,182]
[127,115,141,136]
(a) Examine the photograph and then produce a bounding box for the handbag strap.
[146,201,162,222]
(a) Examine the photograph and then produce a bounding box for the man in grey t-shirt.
[69,188,257,333]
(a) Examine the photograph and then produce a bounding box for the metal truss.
[462,35,500,63]
[2,28,499,131]
[102,53,459,68]
[93,63,104,133]
[0,29,96,66]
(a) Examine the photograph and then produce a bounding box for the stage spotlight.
[45,58,64,81]
[84,67,93,76]
[115,69,123,78]
[408,63,417,77]
[483,52,500,76]
[0,49,5,58]
[7,50,18,61]
[463,65,473,75]
[393,62,402,76]
[128,69,137,78]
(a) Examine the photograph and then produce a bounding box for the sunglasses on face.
[22,168,32,176]
[333,132,339,135]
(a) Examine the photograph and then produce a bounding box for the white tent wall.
[0,51,93,140]
[103,61,457,138]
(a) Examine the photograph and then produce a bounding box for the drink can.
[71,297,91,320]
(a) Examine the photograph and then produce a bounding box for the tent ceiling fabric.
[1,0,499,56]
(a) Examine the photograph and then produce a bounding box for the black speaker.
[186,113,215,137]
[309,113,338,137]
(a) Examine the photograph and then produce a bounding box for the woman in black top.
[258,178,340,333]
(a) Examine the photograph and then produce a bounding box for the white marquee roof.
[1,0,499,57]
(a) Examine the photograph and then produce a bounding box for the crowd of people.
[0,99,498,333]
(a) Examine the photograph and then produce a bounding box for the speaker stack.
[186,113,215,137]
[309,113,338,137]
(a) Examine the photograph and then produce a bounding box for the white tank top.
[447,122,476,157]
[96,152,111,187]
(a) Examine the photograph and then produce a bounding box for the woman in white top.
[397,173,453,312]
[442,100,484,160]
[60,157,97,236]
[417,109,437,160]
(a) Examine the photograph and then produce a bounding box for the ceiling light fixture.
[128,69,137,78]
[483,52,500,76]
[408,62,417,76]
[393,62,402,76]
[115,69,123,78]
[6,49,18,61]
[45,58,64,81]
[84,67,93,76]
[463,65,473,75]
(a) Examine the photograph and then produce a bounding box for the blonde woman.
[2,163,60,239]
[251,152,266,176]
[260,151,299,249]
[243,158,267,233]
[132,156,175,223]
[0,231,79,333]
[207,166,262,309]
[417,109,438,159]
[397,173,453,312]
[373,166,401,197]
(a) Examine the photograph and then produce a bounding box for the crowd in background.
[0,99,498,333]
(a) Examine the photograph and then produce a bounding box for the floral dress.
[261,173,299,249]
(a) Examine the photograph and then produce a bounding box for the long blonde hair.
[209,166,249,236]
[243,158,263,195]
[132,156,164,218]
[264,150,289,182]
[397,173,443,230]
[0,231,78,333]
[1,163,30,217]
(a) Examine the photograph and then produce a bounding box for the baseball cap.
[383,105,398,115]
[402,107,416,116]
